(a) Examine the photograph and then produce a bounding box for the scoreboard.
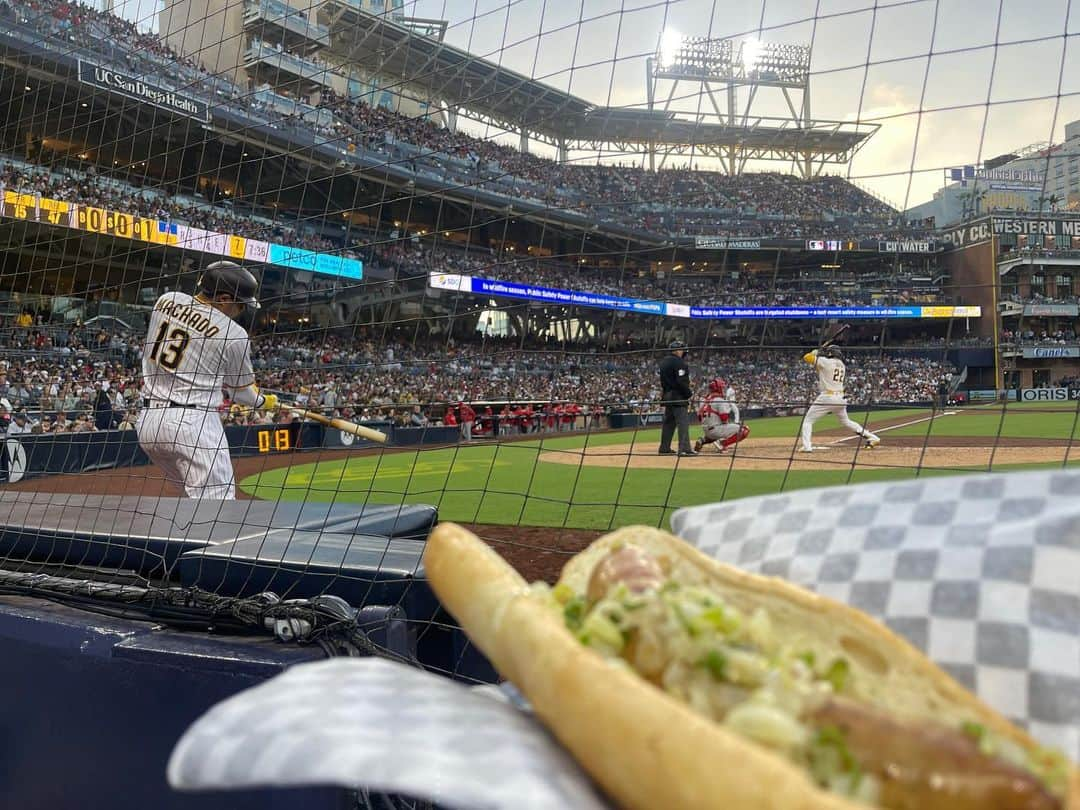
[75,206,169,243]
[1,191,73,227]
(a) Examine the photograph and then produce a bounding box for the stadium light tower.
[645,32,813,174]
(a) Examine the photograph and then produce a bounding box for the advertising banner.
[430,275,982,320]
[1021,346,1080,359]
[266,245,363,279]
[1023,304,1078,317]
[472,277,666,315]
[1019,387,1080,401]
[694,237,763,250]
[878,240,936,253]
[78,60,210,123]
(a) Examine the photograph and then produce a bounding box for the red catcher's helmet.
[709,378,727,394]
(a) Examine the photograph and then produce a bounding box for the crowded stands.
[0,312,957,439]
[0,0,934,243]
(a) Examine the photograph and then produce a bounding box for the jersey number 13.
[149,323,191,370]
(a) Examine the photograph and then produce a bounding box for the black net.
[0,0,1077,804]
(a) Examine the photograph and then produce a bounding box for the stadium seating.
[1,0,936,242]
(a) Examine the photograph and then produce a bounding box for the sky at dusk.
[114,0,1080,209]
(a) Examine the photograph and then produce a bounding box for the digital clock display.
[256,426,297,453]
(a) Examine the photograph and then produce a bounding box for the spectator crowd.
[0,316,957,443]
[0,0,937,246]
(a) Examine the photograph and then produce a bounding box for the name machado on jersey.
[142,292,258,409]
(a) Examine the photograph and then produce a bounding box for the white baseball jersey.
[141,292,255,408]
[804,350,846,397]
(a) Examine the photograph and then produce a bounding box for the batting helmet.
[198,261,260,327]
[822,345,843,360]
[708,378,727,394]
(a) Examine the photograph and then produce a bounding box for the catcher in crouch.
[693,377,750,453]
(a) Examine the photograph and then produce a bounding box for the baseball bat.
[821,323,850,349]
[299,410,388,444]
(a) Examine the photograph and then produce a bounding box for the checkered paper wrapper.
[671,467,1080,761]
[169,467,1079,808]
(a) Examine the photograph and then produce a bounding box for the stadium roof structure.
[317,3,878,176]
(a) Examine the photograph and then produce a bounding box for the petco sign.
[940,218,994,248]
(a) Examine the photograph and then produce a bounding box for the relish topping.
[530,548,1068,807]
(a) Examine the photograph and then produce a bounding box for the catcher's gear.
[721,423,750,451]
[821,345,843,360]
[259,392,279,411]
[668,339,687,351]
[198,261,260,329]
[708,378,727,394]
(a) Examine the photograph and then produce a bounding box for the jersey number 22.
[149,324,191,370]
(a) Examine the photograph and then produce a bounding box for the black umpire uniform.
[658,340,696,455]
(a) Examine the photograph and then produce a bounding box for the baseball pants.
[703,423,741,442]
[800,395,879,451]
[137,406,236,499]
[659,401,692,453]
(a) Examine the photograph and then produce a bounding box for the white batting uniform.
[799,350,880,452]
[137,292,259,499]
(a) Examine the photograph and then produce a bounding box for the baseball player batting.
[136,261,277,499]
[799,344,880,452]
[694,378,750,453]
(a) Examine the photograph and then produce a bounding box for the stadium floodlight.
[740,39,762,71]
[658,28,683,70]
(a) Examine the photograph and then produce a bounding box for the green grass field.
[240,401,1080,532]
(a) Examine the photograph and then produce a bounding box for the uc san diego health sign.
[78,60,210,123]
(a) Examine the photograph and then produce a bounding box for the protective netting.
[0,0,1077,804]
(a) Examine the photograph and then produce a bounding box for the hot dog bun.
[423,522,1080,810]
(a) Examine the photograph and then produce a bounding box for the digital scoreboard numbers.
[254,425,299,453]
[1,192,73,227]
[77,206,139,238]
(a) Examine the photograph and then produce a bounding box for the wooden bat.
[299,410,388,443]
[821,323,849,349]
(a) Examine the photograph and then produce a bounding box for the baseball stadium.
[0,0,1078,807]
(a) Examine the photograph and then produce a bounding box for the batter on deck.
[799,345,880,452]
[137,262,277,499]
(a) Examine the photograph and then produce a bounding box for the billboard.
[78,60,210,123]
[1024,304,1079,317]
[693,237,762,250]
[431,274,981,320]
[1021,347,1080,359]
[878,240,936,253]
[1020,387,1080,401]
[948,165,1044,190]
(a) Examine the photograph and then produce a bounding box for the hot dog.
[423,523,1079,810]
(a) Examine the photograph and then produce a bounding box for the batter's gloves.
[259,392,279,411]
